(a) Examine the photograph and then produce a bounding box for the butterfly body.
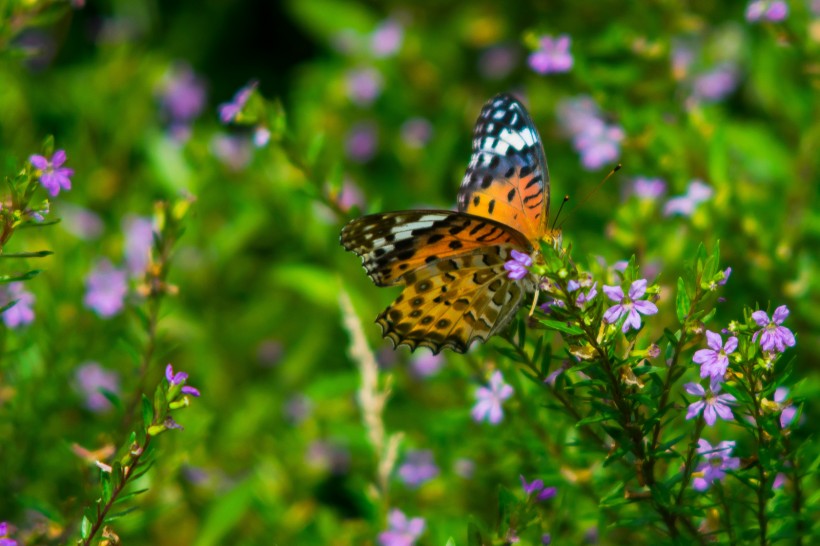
[341,94,558,354]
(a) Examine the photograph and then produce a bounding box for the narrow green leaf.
[0,269,42,283]
[675,277,690,323]
[446,539,457,546]
[0,250,53,258]
[538,319,584,335]
[467,521,486,546]
[142,395,154,428]
[104,505,139,522]
[18,218,61,228]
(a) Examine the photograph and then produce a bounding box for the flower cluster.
[528,34,573,75]
[379,510,424,546]
[746,0,788,22]
[520,475,557,502]
[693,440,740,491]
[556,96,625,170]
[504,250,532,280]
[397,450,439,488]
[664,180,713,217]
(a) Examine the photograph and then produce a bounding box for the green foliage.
[0,1,818,546]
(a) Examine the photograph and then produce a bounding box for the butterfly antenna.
[557,163,622,230]
[550,195,570,230]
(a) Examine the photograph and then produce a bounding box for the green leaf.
[538,319,584,335]
[141,395,154,428]
[0,269,42,283]
[80,515,92,539]
[0,250,53,258]
[467,521,487,546]
[675,277,690,323]
[446,539,457,546]
[18,218,61,228]
[193,479,256,546]
[104,506,139,522]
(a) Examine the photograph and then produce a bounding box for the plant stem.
[80,435,153,546]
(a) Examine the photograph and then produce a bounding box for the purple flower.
[0,521,16,546]
[345,122,378,163]
[370,19,403,58]
[630,177,667,200]
[472,371,513,424]
[573,119,625,170]
[398,450,439,487]
[253,126,271,147]
[664,179,713,216]
[335,178,366,213]
[570,280,598,307]
[746,0,788,22]
[400,118,433,149]
[410,350,444,378]
[709,267,732,290]
[284,394,312,425]
[528,34,573,74]
[520,475,557,501]
[84,259,128,317]
[74,362,120,411]
[211,134,252,171]
[218,80,257,123]
[30,150,73,196]
[454,458,475,478]
[602,279,659,333]
[684,381,736,426]
[691,64,739,103]
[60,204,104,240]
[159,62,206,123]
[556,96,601,136]
[774,387,797,428]
[752,305,796,353]
[1,283,35,328]
[346,67,383,106]
[166,363,200,397]
[542,534,552,545]
[379,509,424,546]
[123,215,154,277]
[693,330,737,380]
[693,439,739,491]
[257,339,284,366]
[306,440,350,474]
[772,472,787,489]
[478,44,519,80]
[504,250,532,280]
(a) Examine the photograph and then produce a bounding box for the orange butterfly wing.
[457,94,550,244]
[341,211,534,353]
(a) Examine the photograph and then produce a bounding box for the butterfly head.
[540,228,563,251]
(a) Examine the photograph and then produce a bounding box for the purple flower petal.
[705,330,723,351]
[780,406,797,428]
[633,300,658,316]
[751,310,770,328]
[29,154,49,169]
[684,382,705,396]
[723,336,738,354]
[603,285,623,301]
[686,400,705,420]
[628,279,647,299]
[603,304,624,324]
[774,387,788,404]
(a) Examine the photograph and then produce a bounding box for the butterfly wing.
[457,94,550,244]
[340,210,530,286]
[340,211,533,353]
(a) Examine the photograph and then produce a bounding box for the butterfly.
[340,93,561,354]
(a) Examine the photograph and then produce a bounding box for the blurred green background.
[0,0,818,544]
